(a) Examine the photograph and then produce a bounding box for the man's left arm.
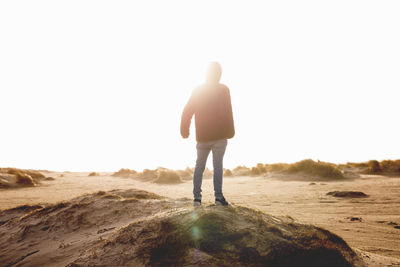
[180,92,195,138]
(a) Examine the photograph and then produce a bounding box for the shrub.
[256,163,267,173]
[143,169,158,178]
[0,175,12,188]
[112,168,137,177]
[176,169,192,180]
[185,167,194,174]
[266,163,289,172]
[367,160,381,173]
[286,159,344,179]
[6,168,45,180]
[88,172,98,177]
[251,167,260,176]
[14,172,35,186]
[135,169,159,181]
[232,166,251,176]
[154,170,182,184]
[224,169,233,177]
[345,162,368,168]
[380,160,400,173]
[249,164,268,176]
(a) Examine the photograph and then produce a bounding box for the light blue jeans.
[193,138,227,200]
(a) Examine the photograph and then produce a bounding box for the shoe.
[215,197,229,206]
[193,199,201,206]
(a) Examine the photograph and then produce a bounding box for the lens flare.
[192,226,201,239]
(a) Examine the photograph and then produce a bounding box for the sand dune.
[0,189,364,266]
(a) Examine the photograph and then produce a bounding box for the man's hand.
[181,130,189,139]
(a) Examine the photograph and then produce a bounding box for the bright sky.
[1,1,399,172]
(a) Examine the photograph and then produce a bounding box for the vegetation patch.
[346,159,400,175]
[3,168,45,180]
[14,173,35,186]
[285,159,344,179]
[0,168,49,188]
[232,166,251,176]
[112,168,137,178]
[223,169,233,177]
[153,170,182,184]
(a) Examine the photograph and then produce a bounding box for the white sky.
[1,1,399,172]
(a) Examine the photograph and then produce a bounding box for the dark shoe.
[215,197,229,206]
[193,199,202,207]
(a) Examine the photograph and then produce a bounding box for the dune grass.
[380,159,400,173]
[112,168,137,177]
[110,158,400,183]
[154,170,182,184]
[14,172,35,186]
[285,159,344,179]
[265,163,289,172]
[241,160,344,179]
[347,159,400,175]
[4,168,45,180]
[223,169,233,177]
[232,166,251,176]
[0,168,46,187]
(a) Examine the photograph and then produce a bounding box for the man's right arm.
[180,92,195,139]
[223,86,235,139]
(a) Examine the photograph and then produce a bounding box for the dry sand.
[0,171,399,266]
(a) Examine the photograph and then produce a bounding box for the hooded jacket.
[180,82,235,142]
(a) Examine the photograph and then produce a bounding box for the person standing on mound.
[180,62,235,206]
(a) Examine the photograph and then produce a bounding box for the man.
[180,62,235,206]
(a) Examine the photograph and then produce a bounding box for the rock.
[348,217,363,222]
[327,191,368,198]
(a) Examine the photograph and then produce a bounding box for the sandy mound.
[0,168,47,188]
[327,191,368,198]
[0,189,171,267]
[0,188,367,267]
[70,207,361,267]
